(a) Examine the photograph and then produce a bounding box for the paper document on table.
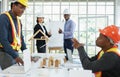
[69,70,94,77]
[63,62,82,69]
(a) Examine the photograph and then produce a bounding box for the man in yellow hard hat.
[0,0,28,70]
[72,25,120,77]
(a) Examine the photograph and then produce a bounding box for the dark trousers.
[64,39,73,60]
[0,49,16,70]
[37,45,46,53]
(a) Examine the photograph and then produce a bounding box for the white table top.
[0,53,95,77]
[0,68,94,77]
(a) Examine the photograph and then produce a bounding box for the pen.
[40,44,46,48]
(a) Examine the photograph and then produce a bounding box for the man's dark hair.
[10,2,14,9]
[13,1,20,6]
[11,1,20,9]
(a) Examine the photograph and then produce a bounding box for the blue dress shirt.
[63,19,76,39]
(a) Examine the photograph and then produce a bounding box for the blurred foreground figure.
[0,0,28,69]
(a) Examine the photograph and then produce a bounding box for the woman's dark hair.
[36,17,44,24]
[36,18,39,24]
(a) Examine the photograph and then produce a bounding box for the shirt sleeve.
[77,46,119,73]
[43,26,51,37]
[0,14,19,59]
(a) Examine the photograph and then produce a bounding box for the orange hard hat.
[99,25,120,44]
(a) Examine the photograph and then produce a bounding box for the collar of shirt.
[65,18,71,23]
[9,10,19,33]
[39,23,45,33]
[9,10,17,20]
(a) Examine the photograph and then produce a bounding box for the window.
[8,0,115,56]
[0,1,1,13]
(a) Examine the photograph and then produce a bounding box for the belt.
[64,38,72,40]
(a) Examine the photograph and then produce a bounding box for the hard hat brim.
[18,1,28,7]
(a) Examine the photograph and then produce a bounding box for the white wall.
[115,0,120,27]
[1,0,8,12]
[115,0,120,49]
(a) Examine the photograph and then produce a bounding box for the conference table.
[0,53,95,77]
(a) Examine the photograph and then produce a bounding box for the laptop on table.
[1,49,32,74]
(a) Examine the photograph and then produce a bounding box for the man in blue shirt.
[58,9,76,60]
[0,0,28,70]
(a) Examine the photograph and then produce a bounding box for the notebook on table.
[2,49,32,74]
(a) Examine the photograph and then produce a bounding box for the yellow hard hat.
[17,0,28,7]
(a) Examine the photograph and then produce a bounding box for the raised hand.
[72,38,84,49]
